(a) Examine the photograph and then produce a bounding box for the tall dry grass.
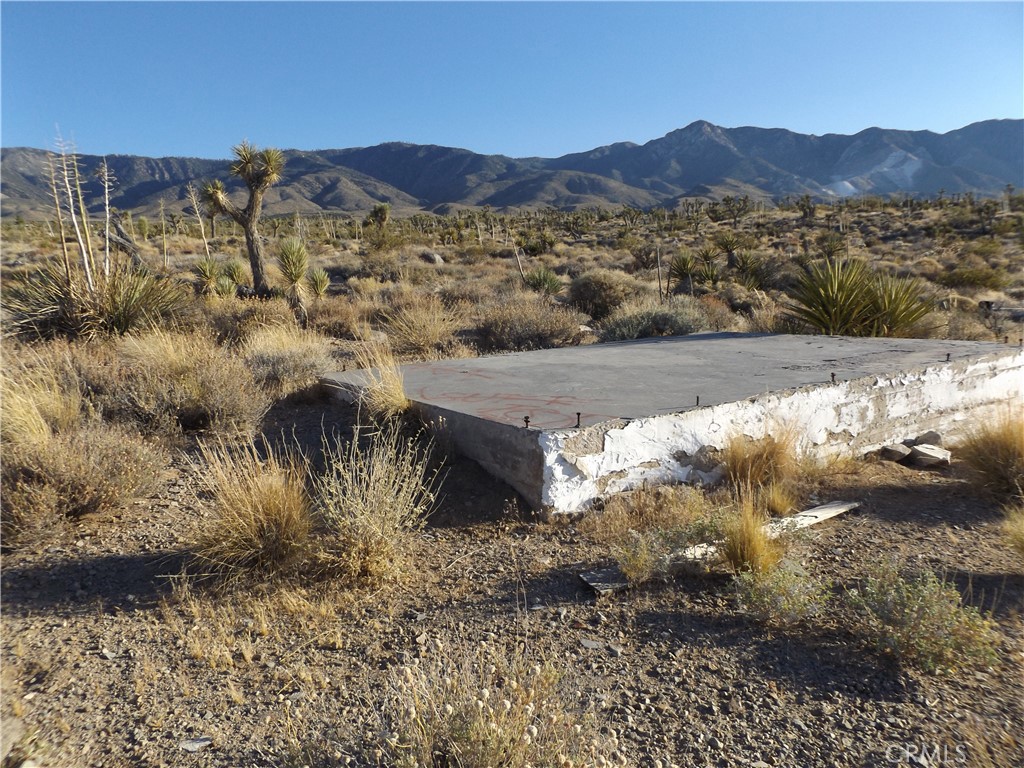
[721,493,785,575]
[957,412,1024,498]
[383,293,465,359]
[190,439,313,580]
[352,339,410,421]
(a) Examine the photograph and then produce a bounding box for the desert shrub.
[845,561,999,673]
[2,422,165,543]
[568,268,643,320]
[379,641,616,768]
[352,339,410,421]
[957,413,1024,498]
[113,330,270,436]
[199,296,298,344]
[314,424,438,584]
[523,265,563,296]
[734,563,830,626]
[699,294,741,331]
[383,293,465,358]
[937,266,1008,291]
[4,262,189,339]
[721,495,784,575]
[598,297,705,342]
[309,295,368,339]
[190,439,312,580]
[476,296,586,353]
[242,324,336,397]
[582,485,720,585]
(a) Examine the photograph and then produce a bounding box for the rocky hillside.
[2,119,1020,218]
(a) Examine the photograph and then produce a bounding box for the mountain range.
[2,119,1020,219]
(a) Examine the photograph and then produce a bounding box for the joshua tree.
[202,141,285,294]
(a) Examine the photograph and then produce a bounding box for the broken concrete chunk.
[879,444,913,462]
[908,443,951,467]
[914,430,943,446]
[578,566,629,595]
[179,737,213,753]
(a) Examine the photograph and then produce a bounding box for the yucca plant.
[213,274,237,298]
[786,258,874,336]
[3,261,187,338]
[277,237,309,327]
[523,265,562,296]
[787,259,932,337]
[867,274,932,337]
[222,259,249,287]
[307,267,330,301]
[668,251,698,293]
[193,256,221,295]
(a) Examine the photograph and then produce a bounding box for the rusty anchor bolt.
[575,412,581,428]
[523,416,530,429]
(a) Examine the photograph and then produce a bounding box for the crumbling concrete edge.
[543,348,1024,513]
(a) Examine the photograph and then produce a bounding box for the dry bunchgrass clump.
[721,494,785,575]
[582,485,721,585]
[242,324,336,397]
[352,338,410,420]
[957,412,1024,498]
[845,561,999,673]
[115,329,270,436]
[0,344,84,448]
[721,431,800,491]
[190,439,313,580]
[314,424,438,584]
[1002,502,1024,561]
[476,296,586,352]
[379,640,618,768]
[383,293,465,359]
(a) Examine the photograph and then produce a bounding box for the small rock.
[580,638,603,650]
[908,443,951,468]
[608,644,624,658]
[708,737,723,749]
[101,648,118,660]
[419,252,444,265]
[179,736,213,753]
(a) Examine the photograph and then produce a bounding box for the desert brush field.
[1,175,1023,767]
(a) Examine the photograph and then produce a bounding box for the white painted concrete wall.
[539,349,1024,512]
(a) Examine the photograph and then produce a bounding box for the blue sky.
[2,2,1021,159]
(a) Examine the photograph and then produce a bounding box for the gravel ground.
[2,396,1022,768]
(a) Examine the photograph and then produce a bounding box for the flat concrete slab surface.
[322,333,1016,431]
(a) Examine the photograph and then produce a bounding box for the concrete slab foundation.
[323,333,1024,513]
